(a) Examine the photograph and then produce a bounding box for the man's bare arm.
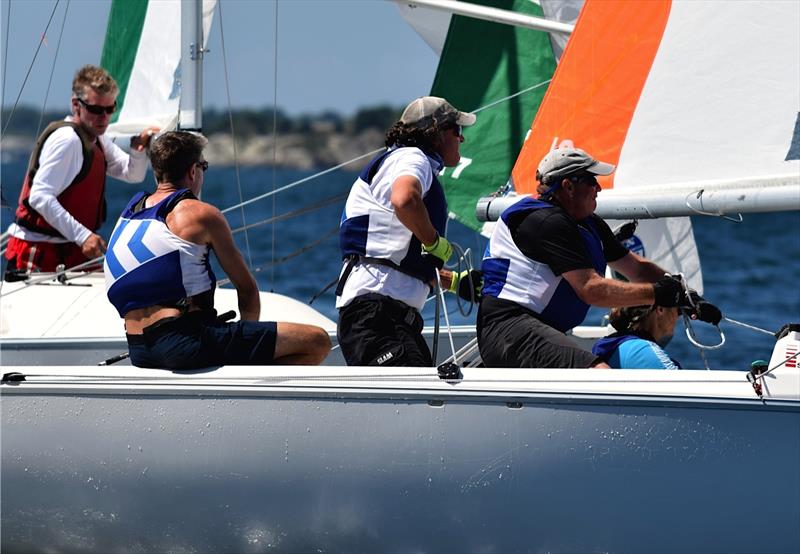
[169,200,260,320]
[608,251,667,283]
[562,268,655,308]
[390,175,438,246]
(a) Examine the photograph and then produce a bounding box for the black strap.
[335,255,432,297]
[335,255,360,297]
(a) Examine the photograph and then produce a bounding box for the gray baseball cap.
[400,96,477,129]
[537,147,616,185]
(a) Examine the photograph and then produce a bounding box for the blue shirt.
[593,333,681,370]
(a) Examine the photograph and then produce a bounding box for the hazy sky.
[1,0,440,116]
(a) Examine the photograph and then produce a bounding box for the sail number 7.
[440,157,472,179]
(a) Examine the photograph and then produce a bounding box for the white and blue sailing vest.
[339,147,448,284]
[104,189,216,317]
[481,198,607,332]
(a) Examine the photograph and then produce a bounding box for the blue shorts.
[127,311,277,370]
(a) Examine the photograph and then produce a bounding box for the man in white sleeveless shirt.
[105,132,331,369]
[336,97,476,366]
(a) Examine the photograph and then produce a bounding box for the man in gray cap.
[477,146,721,369]
[336,96,475,366]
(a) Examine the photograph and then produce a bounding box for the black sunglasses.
[196,160,209,172]
[77,97,116,115]
[570,174,600,187]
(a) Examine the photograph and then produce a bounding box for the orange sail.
[511,0,671,194]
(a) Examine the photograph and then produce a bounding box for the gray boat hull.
[2,375,798,553]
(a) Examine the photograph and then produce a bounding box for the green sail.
[100,0,149,124]
[430,0,557,232]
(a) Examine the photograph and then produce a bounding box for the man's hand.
[130,127,160,152]
[422,234,453,269]
[684,292,723,325]
[652,274,685,307]
[80,233,107,259]
[446,269,483,302]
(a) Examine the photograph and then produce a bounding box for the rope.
[0,0,61,140]
[219,148,383,214]
[723,317,775,337]
[756,350,800,380]
[230,193,346,236]
[216,79,549,217]
[35,0,69,139]
[471,78,551,114]
[217,0,253,269]
[0,255,103,298]
[269,0,279,291]
[1,0,11,106]
[216,227,338,287]
[3,371,444,385]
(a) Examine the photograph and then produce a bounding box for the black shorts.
[127,311,278,370]
[337,293,432,367]
[478,297,600,369]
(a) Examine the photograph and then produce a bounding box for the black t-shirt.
[507,205,628,275]
[480,206,629,326]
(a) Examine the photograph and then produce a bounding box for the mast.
[179,0,204,131]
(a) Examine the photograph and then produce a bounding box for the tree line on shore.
[1,104,404,139]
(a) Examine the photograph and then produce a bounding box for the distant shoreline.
[0,105,401,170]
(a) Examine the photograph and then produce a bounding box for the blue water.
[2,161,798,370]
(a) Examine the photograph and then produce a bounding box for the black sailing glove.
[652,274,686,307]
[448,269,483,303]
[683,292,723,325]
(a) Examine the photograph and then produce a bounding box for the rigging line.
[472,78,551,114]
[215,78,548,214]
[759,350,800,379]
[8,372,442,384]
[270,0,279,291]
[215,227,338,287]
[0,255,103,298]
[1,0,11,106]
[219,147,383,214]
[217,0,253,269]
[36,0,69,138]
[723,317,775,337]
[230,193,347,236]
[0,0,60,140]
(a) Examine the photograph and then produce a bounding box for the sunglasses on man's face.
[570,174,600,188]
[77,97,117,115]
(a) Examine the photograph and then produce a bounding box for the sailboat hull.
[2,369,798,553]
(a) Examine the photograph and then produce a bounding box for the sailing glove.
[448,269,483,303]
[422,235,453,269]
[652,274,686,307]
[684,292,723,325]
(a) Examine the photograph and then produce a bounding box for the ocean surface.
[2,161,798,370]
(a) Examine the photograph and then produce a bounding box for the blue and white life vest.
[338,147,448,284]
[104,189,216,317]
[481,198,606,332]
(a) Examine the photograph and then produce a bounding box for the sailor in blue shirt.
[105,131,331,369]
[593,305,682,369]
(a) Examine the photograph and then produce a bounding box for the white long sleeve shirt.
[7,118,149,246]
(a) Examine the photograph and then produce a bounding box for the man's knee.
[306,325,332,362]
[276,322,331,364]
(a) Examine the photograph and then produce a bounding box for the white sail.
[104,0,217,136]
